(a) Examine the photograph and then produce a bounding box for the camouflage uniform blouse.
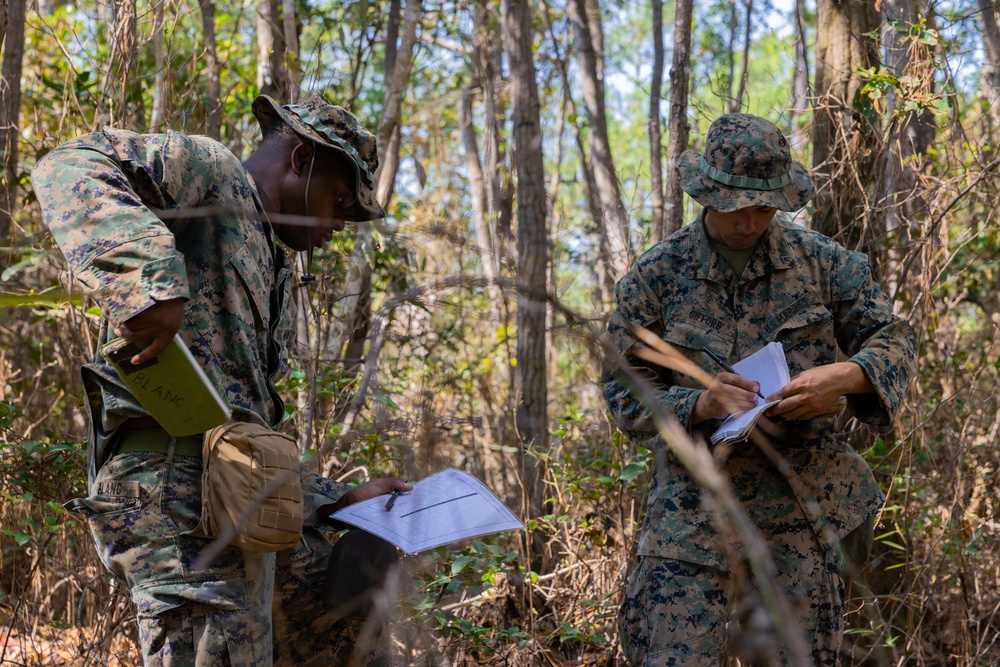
[603,214,915,568]
[33,129,292,480]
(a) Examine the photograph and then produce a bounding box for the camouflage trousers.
[76,450,391,666]
[618,510,870,665]
[273,521,392,667]
[618,552,845,667]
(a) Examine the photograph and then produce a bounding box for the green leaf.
[450,554,476,575]
[619,462,646,482]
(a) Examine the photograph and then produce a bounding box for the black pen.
[701,347,767,399]
[384,490,402,511]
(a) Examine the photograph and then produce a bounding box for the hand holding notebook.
[709,342,789,445]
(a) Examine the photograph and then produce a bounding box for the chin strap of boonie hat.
[300,149,317,285]
[284,103,376,190]
[699,155,794,191]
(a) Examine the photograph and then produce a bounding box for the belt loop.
[166,436,177,465]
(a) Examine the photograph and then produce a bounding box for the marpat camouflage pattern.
[603,213,916,665]
[34,126,383,666]
[32,128,292,478]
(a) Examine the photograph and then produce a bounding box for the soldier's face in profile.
[703,205,777,250]
[274,146,357,251]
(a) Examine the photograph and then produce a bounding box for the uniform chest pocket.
[186,240,275,381]
[763,301,831,339]
[229,242,273,330]
[763,301,836,367]
[661,319,737,383]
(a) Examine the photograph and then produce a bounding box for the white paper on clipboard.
[329,468,524,555]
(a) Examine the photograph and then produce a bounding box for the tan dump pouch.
[190,421,304,552]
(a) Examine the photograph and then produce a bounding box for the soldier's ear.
[289,141,314,175]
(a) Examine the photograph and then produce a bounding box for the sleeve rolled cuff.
[663,386,705,435]
[98,254,191,326]
[845,353,894,427]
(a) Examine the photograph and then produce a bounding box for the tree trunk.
[200,0,221,139]
[649,0,665,244]
[727,0,737,109]
[282,0,301,96]
[385,0,400,75]
[105,0,145,128]
[881,0,935,287]
[663,0,693,238]
[504,0,548,517]
[0,0,24,246]
[811,0,882,252]
[733,0,752,112]
[542,0,612,304]
[330,0,421,391]
[567,0,632,282]
[149,0,166,132]
[460,84,501,297]
[472,0,513,260]
[979,0,1000,132]
[376,0,420,207]
[789,0,811,144]
[0,0,7,54]
[257,0,288,100]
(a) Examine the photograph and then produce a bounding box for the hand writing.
[333,477,413,512]
[693,371,761,423]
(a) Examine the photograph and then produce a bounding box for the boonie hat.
[676,114,814,213]
[252,91,386,221]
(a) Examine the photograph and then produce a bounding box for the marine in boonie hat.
[253,91,386,221]
[676,113,815,213]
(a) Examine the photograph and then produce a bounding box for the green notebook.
[101,335,232,436]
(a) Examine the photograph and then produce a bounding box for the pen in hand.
[384,490,402,512]
[701,347,767,400]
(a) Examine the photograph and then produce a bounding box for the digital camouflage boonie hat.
[676,113,814,212]
[252,91,386,221]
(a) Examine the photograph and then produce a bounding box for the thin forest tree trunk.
[385,0,400,74]
[460,78,508,492]
[0,0,24,246]
[257,0,288,100]
[375,0,420,206]
[978,0,1000,133]
[733,0,752,112]
[811,0,882,254]
[789,0,811,145]
[149,0,166,132]
[567,0,632,283]
[330,0,420,398]
[282,0,300,96]
[649,0,665,244]
[663,0,693,237]
[106,0,145,128]
[584,0,604,86]
[460,84,501,298]
[470,0,503,295]
[543,1,611,304]
[727,0,737,109]
[200,0,221,139]
[0,0,7,54]
[504,0,548,518]
[881,0,934,287]
[477,0,513,255]
[468,0,511,493]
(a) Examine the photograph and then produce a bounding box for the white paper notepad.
[330,468,524,554]
[710,342,790,445]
